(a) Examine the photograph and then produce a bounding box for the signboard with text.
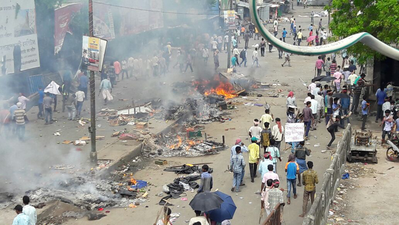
[0,0,40,75]
[285,123,305,142]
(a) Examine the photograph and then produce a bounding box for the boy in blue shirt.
[285,154,299,204]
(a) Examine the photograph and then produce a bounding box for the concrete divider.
[302,124,351,225]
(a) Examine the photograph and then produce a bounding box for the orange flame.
[169,135,183,149]
[204,82,237,99]
[130,176,137,185]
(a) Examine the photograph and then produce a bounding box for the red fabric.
[277,121,282,133]
[288,91,294,98]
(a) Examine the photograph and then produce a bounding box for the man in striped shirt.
[14,102,26,141]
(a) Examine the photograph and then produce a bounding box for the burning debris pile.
[142,123,225,157]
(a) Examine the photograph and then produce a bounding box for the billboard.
[82,36,107,72]
[0,0,40,75]
[54,3,83,54]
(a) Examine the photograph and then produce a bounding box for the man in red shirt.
[113,61,121,81]
[315,56,324,76]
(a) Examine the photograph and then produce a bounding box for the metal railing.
[302,124,352,225]
[262,203,285,225]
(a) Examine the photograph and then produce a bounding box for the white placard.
[285,123,304,142]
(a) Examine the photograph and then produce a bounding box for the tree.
[327,0,399,64]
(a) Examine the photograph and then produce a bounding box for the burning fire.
[130,176,137,185]
[169,135,182,149]
[192,75,238,99]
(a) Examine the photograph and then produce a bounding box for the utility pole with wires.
[227,0,233,68]
[88,0,97,165]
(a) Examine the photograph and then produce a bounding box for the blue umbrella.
[207,191,237,222]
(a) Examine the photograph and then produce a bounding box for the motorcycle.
[386,137,399,161]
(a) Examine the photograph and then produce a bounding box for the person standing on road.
[198,164,213,193]
[260,38,266,57]
[325,90,333,124]
[361,96,370,130]
[260,109,274,129]
[282,28,287,42]
[248,137,260,183]
[285,154,299,205]
[65,94,76,121]
[294,141,311,186]
[267,180,284,216]
[78,72,89,98]
[22,196,37,225]
[37,87,44,119]
[259,152,274,179]
[14,102,26,141]
[260,122,272,152]
[230,146,245,192]
[239,48,247,67]
[252,48,259,68]
[261,164,279,192]
[266,139,282,173]
[261,179,273,216]
[277,39,283,58]
[272,118,284,150]
[324,57,331,76]
[315,92,324,123]
[43,93,53,125]
[310,95,318,130]
[12,205,30,225]
[99,77,113,105]
[244,32,250,49]
[375,85,387,123]
[381,110,394,144]
[299,161,318,217]
[303,101,313,140]
[340,90,351,126]
[75,89,85,118]
[315,56,324,76]
[249,119,263,147]
[202,47,209,65]
[213,50,219,71]
[281,52,291,67]
[326,116,346,149]
[297,29,303,46]
[231,139,248,186]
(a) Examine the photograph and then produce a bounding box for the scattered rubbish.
[342,173,350,179]
[181,197,188,201]
[254,104,263,107]
[98,208,104,211]
[112,131,121,137]
[119,133,137,140]
[314,143,320,147]
[74,140,86,146]
[387,166,394,170]
[62,140,73,144]
[321,150,327,153]
[155,160,168,165]
[53,132,60,136]
[131,180,148,189]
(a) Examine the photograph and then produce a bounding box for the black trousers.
[376,104,383,122]
[327,129,335,147]
[249,163,257,182]
[260,48,265,56]
[362,115,367,130]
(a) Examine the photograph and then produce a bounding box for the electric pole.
[89,0,97,165]
[227,0,233,68]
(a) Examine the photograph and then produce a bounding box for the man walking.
[299,161,318,217]
[294,141,311,186]
[249,119,263,147]
[297,29,303,46]
[239,48,247,67]
[252,48,259,68]
[282,28,287,42]
[324,57,332,76]
[99,77,113,105]
[303,101,313,140]
[248,137,260,183]
[266,139,282,173]
[36,87,44,119]
[65,94,76,121]
[361,96,369,130]
[12,205,30,225]
[22,196,37,225]
[272,118,284,150]
[231,146,245,192]
[285,154,299,205]
[75,89,85,118]
[310,95,318,130]
[260,38,266,57]
[43,93,53,125]
[14,102,26,141]
[375,85,387,123]
[315,56,324,76]
[281,52,291,67]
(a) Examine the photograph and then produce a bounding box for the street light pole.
[227,0,233,68]
[88,0,97,165]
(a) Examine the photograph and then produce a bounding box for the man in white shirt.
[22,196,37,225]
[272,118,284,150]
[347,73,358,92]
[310,95,319,130]
[308,80,316,93]
[252,48,259,67]
[315,92,325,123]
[75,90,85,118]
[249,119,263,144]
[382,98,391,114]
[18,93,30,110]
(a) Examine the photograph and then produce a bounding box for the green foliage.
[327,0,399,64]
